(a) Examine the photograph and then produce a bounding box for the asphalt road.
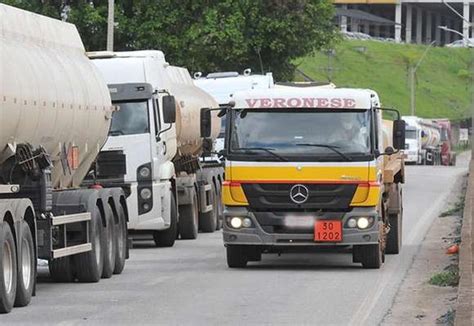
[2,154,470,325]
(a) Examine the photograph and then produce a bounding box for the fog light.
[230,217,242,229]
[357,217,370,229]
[347,218,357,228]
[242,218,252,228]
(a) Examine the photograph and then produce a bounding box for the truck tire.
[113,205,127,275]
[101,203,116,279]
[386,213,402,254]
[357,244,383,269]
[178,189,199,240]
[49,257,74,282]
[153,193,178,247]
[226,246,248,268]
[14,222,35,307]
[0,222,17,313]
[74,205,103,282]
[200,183,217,233]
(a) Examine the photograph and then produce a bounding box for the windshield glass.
[406,129,417,139]
[110,101,150,136]
[228,109,371,160]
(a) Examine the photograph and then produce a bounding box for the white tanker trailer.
[402,116,442,165]
[89,51,224,244]
[0,4,128,313]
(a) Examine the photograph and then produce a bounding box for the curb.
[455,160,473,326]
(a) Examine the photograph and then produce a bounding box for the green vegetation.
[429,265,460,287]
[1,0,336,80]
[440,194,465,217]
[296,40,472,120]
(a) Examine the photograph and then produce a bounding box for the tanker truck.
[402,116,443,165]
[88,51,224,244]
[0,4,128,313]
[201,87,405,269]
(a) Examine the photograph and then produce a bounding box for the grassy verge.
[295,40,471,120]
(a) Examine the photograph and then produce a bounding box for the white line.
[348,170,463,326]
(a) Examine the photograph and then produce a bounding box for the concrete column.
[463,2,470,40]
[435,13,442,44]
[351,18,359,32]
[406,5,413,43]
[374,24,381,37]
[426,12,432,43]
[395,2,402,43]
[340,4,348,33]
[416,8,423,44]
[445,19,452,44]
[363,22,370,34]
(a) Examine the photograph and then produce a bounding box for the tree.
[1,0,336,80]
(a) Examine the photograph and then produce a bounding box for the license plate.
[314,220,342,242]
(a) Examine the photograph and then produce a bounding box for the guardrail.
[455,160,474,325]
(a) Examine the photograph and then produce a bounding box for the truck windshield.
[228,109,372,161]
[109,101,150,136]
[406,129,417,139]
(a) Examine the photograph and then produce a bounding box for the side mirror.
[162,95,176,124]
[200,108,212,138]
[393,119,406,150]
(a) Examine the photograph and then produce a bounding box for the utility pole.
[409,41,436,116]
[106,0,114,52]
[438,25,473,157]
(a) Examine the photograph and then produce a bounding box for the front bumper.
[223,206,380,246]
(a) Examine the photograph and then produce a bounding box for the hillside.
[295,40,471,120]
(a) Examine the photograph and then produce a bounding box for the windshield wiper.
[295,143,352,161]
[235,147,288,162]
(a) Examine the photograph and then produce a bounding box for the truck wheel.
[101,204,116,279]
[0,222,17,313]
[200,183,217,233]
[357,244,383,269]
[386,213,402,254]
[226,246,248,268]
[153,193,178,247]
[49,257,74,282]
[14,222,35,307]
[113,205,127,275]
[74,205,103,282]
[178,189,198,240]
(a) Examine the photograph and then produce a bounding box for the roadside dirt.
[382,173,467,326]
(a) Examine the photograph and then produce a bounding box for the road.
[2,154,470,325]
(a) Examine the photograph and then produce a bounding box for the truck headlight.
[140,188,152,200]
[139,166,151,179]
[347,218,357,228]
[357,217,370,229]
[230,217,243,229]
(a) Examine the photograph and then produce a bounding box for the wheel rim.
[21,237,32,289]
[3,239,13,294]
[95,223,101,266]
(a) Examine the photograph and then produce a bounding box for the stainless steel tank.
[0,4,113,189]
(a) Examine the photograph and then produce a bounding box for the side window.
[153,98,161,135]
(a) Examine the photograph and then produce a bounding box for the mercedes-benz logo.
[290,184,309,204]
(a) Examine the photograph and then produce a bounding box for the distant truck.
[201,87,405,269]
[0,4,128,312]
[89,51,224,245]
[402,116,456,166]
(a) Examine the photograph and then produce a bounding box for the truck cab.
[202,88,405,269]
[90,52,179,246]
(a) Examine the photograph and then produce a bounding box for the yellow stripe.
[226,166,375,182]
